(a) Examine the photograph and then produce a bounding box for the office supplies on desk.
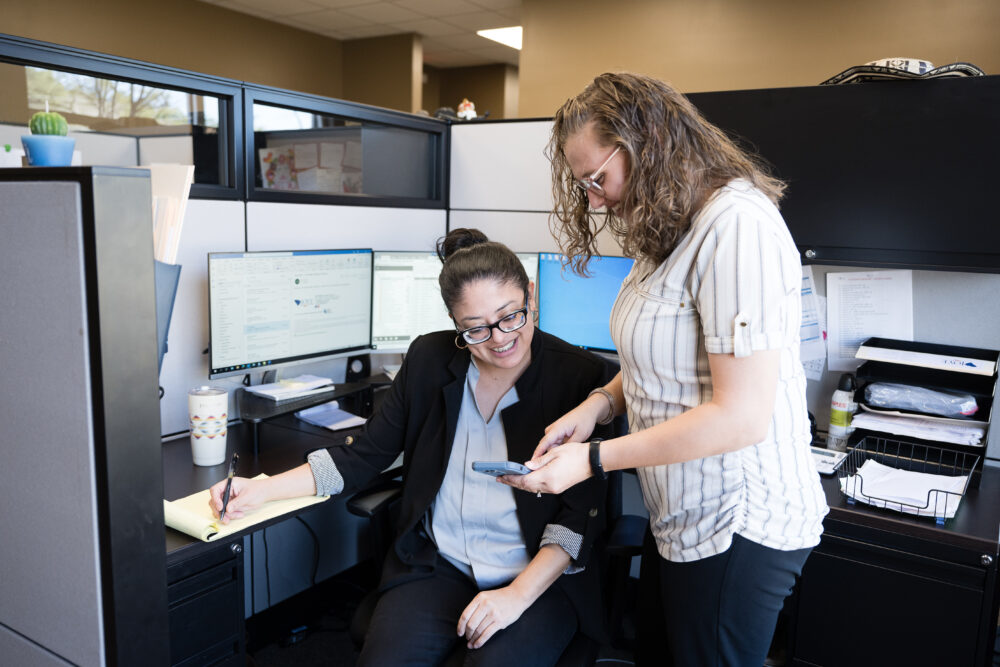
[295,400,366,431]
[810,446,847,476]
[837,437,978,523]
[219,452,239,522]
[188,386,228,466]
[164,474,329,542]
[244,374,335,402]
[856,338,998,376]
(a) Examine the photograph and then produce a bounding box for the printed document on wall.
[826,270,913,372]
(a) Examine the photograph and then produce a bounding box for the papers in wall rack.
[851,411,985,446]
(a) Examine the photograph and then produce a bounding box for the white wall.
[158,199,246,435]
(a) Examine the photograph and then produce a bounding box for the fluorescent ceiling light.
[477,26,522,50]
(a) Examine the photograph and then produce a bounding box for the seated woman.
[209,228,610,666]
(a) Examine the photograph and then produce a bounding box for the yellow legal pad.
[163,474,330,542]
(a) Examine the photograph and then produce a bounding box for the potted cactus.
[21,103,75,167]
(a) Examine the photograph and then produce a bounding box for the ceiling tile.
[339,2,425,23]
[229,0,325,17]
[340,24,409,39]
[441,10,515,31]
[394,18,464,37]
[282,8,372,31]
[391,0,481,18]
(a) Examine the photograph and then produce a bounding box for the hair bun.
[436,228,490,262]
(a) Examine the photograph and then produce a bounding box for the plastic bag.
[863,382,978,418]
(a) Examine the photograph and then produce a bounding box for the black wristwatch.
[589,438,608,480]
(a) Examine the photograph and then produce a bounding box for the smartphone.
[471,460,532,477]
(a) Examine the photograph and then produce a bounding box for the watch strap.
[589,438,608,480]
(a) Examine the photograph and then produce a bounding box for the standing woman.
[503,72,828,666]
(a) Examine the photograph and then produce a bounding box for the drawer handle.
[982,554,993,567]
[231,543,242,555]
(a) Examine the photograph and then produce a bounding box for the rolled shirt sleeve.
[541,523,585,574]
[307,448,344,496]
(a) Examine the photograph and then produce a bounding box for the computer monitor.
[538,253,634,353]
[208,249,373,379]
[371,250,539,353]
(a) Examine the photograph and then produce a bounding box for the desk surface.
[163,419,361,566]
[165,415,1000,563]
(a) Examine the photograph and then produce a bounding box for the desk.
[789,466,1000,666]
[237,380,376,456]
[164,419,366,666]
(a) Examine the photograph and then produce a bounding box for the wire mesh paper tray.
[837,436,979,525]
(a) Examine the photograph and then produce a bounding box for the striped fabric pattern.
[611,180,828,563]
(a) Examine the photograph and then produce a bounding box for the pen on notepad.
[219,452,239,522]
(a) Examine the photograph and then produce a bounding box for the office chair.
[345,465,645,665]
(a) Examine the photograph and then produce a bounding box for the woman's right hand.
[208,476,269,523]
[532,404,598,460]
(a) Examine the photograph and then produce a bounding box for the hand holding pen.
[219,452,239,522]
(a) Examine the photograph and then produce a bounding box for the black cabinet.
[790,476,1000,666]
[687,75,1000,273]
[168,541,245,667]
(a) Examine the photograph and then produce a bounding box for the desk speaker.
[346,354,371,382]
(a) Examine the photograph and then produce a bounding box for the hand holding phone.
[471,460,531,477]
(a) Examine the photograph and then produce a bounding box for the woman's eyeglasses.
[575,146,621,195]
[456,307,529,345]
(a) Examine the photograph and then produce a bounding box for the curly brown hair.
[547,72,786,273]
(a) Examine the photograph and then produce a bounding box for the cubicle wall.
[449,120,623,254]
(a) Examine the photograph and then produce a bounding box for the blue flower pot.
[21,134,75,167]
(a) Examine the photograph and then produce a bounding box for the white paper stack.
[851,411,985,446]
[840,459,968,519]
[295,400,366,431]
[244,374,335,402]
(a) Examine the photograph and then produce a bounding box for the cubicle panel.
[158,199,247,436]
[139,135,195,166]
[246,201,447,252]
[70,132,138,167]
[449,120,554,212]
[0,181,105,665]
[449,210,623,257]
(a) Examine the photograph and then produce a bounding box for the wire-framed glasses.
[455,307,529,345]
[575,146,621,194]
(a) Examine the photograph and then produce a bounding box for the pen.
[219,452,239,522]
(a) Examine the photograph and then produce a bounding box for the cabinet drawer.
[167,544,244,666]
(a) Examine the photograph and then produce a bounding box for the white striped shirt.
[611,180,828,563]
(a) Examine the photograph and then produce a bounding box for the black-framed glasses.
[455,307,529,345]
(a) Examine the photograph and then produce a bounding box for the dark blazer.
[327,329,611,640]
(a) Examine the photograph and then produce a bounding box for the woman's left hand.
[457,586,529,649]
[500,441,591,495]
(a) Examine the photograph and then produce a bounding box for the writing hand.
[208,476,267,523]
